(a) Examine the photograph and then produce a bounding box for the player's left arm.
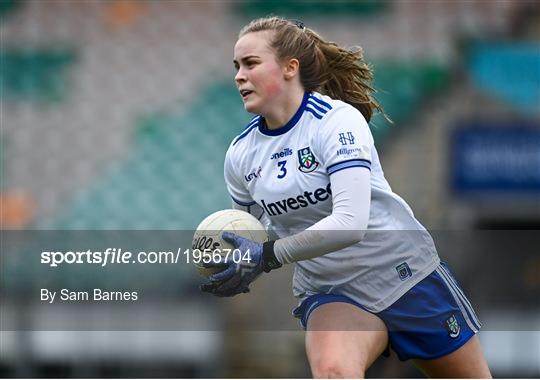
[273,166,370,264]
[272,105,374,263]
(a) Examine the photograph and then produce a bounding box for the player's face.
[233,31,287,115]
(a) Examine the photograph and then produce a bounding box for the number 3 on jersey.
[277,160,287,179]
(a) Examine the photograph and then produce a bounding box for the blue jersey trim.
[309,95,332,110]
[258,91,310,136]
[241,116,260,133]
[231,197,256,207]
[327,159,372,175]
[232,118,260,146]
[247,116,260,126]
[305,107,323,119]
[306,100,328,114]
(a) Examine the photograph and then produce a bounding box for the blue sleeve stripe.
[306,100,328,114]
[328,165,371,176]
[328,162,371,175]
[305,107,323,119]
[309,95,332,110]
[327,159,371,175]
[232,197,256,206]
[327,158,371,171]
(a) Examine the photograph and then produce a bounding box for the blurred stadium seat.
[0,49,76,102]
[371,62,450,141]
[466,41,540,116]
[235,0,388,18]
[51,82,248,230]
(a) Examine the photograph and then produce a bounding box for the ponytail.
[239,16,383,122]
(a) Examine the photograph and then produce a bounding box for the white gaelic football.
[192,209,268,277]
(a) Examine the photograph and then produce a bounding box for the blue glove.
[199,280,251,297]
[200,232,282,297]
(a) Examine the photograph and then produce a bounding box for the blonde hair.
[239,16,382,122]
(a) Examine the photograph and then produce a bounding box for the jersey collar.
[258,91,309,136]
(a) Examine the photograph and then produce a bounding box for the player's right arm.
[224,143,270,227]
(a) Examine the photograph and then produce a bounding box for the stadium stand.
[466,41,540,115]
[236,0,387,18]
[51,82,247,229]
[0,49,76,102]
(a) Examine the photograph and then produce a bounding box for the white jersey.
[224,91,440,312]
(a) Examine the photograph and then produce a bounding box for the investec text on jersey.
[260,183,332,216]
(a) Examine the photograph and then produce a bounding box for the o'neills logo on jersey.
[270,148,293,160]
[260,183,332,216]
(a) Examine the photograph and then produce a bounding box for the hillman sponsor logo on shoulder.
[337,147,365,157]
[260,183,331,216]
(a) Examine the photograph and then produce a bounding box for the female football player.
[201,16,491,378]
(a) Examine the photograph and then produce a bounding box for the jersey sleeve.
[273,166,371,264]
[316,105,373,176]
[224,145,256,207]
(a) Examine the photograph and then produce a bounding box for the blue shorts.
[293,262,481,361]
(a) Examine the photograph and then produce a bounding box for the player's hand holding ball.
[200,232,282,297]
[200,232,261,296]
[194,209,282,297]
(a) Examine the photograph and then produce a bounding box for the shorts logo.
[396,262,412,281]
[445,315,461,338]
[297,147,319,173]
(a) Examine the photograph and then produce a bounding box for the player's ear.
[282,58,299,80]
